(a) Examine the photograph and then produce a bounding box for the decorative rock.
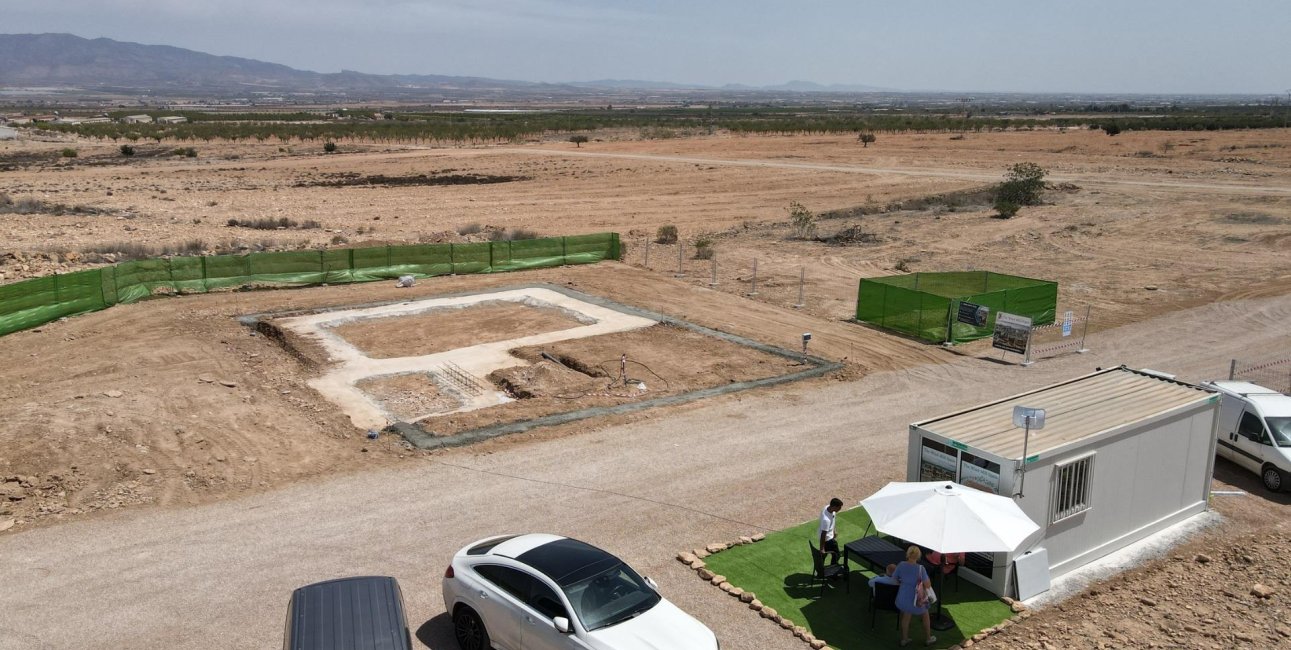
[697,568,715,581]
[1011,602,1028,613]
[752,533,766,542]
[689,559,706,570]
[706,543,727,554]
[793,626,807,639]
[677,552,697,564]
[694,549,710,559]
[749,599,763,610]
[810,640,826,649]
[739,536,753,545]
[728,587,744,598]
[973,632,988,642]
[739,592,756,603]
[1251,583,1276,599]
[718,582,733,592]
[778,617,794,629]
[1000,596,1016,605]
[709,574,726,586]
[759,606,777,619]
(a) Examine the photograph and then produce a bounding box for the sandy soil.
[329,300,588,359]
[1,128,1291,648]
[410,323,795,436]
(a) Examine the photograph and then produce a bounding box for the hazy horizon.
[5,1,1290,95]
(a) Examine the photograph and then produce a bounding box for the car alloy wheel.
[1263,466,1284,492]
[453,607,490,650]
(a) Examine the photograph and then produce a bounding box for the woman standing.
[894,545,936,646]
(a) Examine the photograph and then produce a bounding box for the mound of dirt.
[490,360,604,399]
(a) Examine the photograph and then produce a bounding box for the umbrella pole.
[930,560,955,631]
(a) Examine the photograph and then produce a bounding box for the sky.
[4,0,1290,94]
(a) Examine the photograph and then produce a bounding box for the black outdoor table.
[844,536,906,574]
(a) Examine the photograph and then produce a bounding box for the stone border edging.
[676,537,1032,650]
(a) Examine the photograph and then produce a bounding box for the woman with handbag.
[893,545,937,646]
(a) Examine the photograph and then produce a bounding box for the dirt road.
[3,290,1288,650]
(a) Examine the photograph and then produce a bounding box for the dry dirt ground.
[2,129,1291,648]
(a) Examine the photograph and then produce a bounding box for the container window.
[1049,454,1094,524]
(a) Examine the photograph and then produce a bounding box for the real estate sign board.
[992,312,1032,354]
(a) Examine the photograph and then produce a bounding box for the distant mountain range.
[0,33,893,97]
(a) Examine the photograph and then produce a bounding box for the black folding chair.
[808,540,848,596]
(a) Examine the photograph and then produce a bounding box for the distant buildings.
[122,114,154,124]
[156,116,187,124]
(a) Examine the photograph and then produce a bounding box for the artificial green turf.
[703,508,1013,649]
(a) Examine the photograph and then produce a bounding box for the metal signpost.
[1012,406,1046,498]
[801,332,812,359]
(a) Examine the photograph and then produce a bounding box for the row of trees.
[29,107,1289,145]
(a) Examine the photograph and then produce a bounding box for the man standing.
[818,497,844,565]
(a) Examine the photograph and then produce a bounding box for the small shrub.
[692,235,714,259]
[300,219,321,229]
[119,145,135,157]
[858,132,877,147]
[895,257,914,273]
[656,225,679,244]
[60,148,78,158]
[323,141,338,153]
[1102,123,1122,136]
[993,198,1020,219]
[227,217,302,230]
[788,201,817,240]
[331,234,349,245]
[457,222,484,235]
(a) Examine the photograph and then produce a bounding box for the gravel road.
[3,293,1289,650]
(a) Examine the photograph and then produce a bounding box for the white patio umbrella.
[860,481,1039,553]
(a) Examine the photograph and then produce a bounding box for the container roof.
[915,366,1214,460]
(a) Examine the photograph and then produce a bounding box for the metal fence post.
[1021,327,1035,367]
[675,241,685,277]
[794,267,805,308]
[1229,359,1237,380]
[1077,305,1091,353]
[749,258,759,296]
[709,254,718,287]
[643,239,650,268]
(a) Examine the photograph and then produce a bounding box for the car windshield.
[561,561,661,632]
[1268,417,1291,447]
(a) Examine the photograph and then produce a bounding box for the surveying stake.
[620,353,628,386]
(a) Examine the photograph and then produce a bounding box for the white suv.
[1203,381,1291,492]
[442,533,719,650]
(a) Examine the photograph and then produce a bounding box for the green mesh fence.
[0,233,621,337]
[856,271,1057,343]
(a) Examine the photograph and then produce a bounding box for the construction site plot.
[260,285,829,446]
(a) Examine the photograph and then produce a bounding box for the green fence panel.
[99,266,120,306]
[1005,282,1058,326]
[855,272,1057,344]
[0,271,112,336]
[204,254,253,290]
[351,246,396,282]
[169,256,207,294]
[452,242,492,275]
[387,244,453,277]
[322,249,355,284]
[495,237,565,271]
[249,250,326,285]
[114,258,174,303]
[564,233,618,265]
[0,232,621,337]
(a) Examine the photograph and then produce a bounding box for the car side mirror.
[553,616,572,634]
[644,576,659,591]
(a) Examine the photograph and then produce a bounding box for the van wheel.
[1262,465,1285,492]
[453,606,490,650]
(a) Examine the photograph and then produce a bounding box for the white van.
[1202,381,1291,492]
